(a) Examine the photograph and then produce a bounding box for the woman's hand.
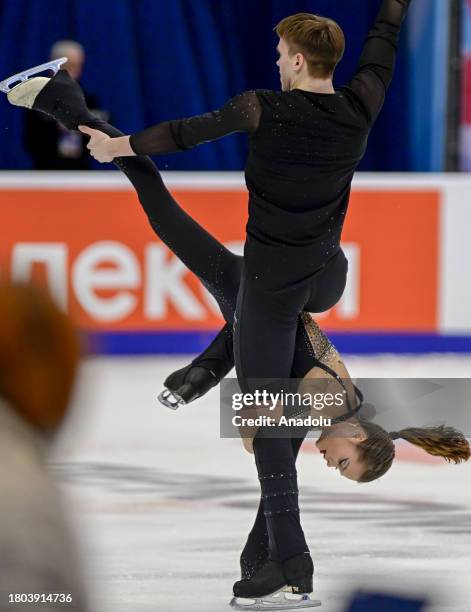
[78,126,135,162]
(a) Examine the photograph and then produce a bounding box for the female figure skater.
[4,68,469,611]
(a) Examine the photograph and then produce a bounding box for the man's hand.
[79,126,115,162]
[78,126,135,162]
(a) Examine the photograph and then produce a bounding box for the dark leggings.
[78,113,344,569]
[234,255,346,393]
[192,312,329,574]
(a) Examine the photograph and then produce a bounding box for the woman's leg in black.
[47,86,242,322]
[107,121,242,321]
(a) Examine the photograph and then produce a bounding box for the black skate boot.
[283,553,314,595]
[158,363,219,409]
[230,554,320,610]
[7,69,96,129]
[233,560,286,599]
[159,324,235,409]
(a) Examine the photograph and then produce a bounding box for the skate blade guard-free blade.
[158,388,186,410]
[0,57,67,93]
[230,588,321,611]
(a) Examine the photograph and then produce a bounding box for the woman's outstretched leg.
[111,151,242,322]
[11,70,241,322]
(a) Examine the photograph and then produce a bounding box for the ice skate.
[0,57,67,95]
[230,558,320,611]
[3,64,95,130]
[158,364,219,409]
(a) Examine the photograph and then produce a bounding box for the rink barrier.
[88,330,471,355]
[1,172,471,354]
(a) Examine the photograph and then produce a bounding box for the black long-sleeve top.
[130,0,411,290]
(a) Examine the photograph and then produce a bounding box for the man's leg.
[305,248,348,313]
[233,269,313,573]
[234,269,307,387]
[240,435,306,579]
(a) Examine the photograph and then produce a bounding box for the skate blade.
[230,588,321,611]
[158,388,186,410]
[0,57,67,93]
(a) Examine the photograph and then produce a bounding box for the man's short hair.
[275,13,345,78]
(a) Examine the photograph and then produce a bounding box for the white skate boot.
[0,58,67,106]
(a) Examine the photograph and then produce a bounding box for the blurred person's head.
[275,13,345,91]
[0,283,81,434]
[50,40,85,81]
[316,420,470,482]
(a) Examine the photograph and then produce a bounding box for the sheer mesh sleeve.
[343,0,411,125]
[130,90,262,155]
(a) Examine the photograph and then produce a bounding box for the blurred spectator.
[0,282,88,611]
[24,40,107,170]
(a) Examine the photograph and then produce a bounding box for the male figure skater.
[79,4,412,601]
[78,0,411,397]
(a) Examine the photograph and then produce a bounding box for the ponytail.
[392,425,470,464]
[355,421,470,483]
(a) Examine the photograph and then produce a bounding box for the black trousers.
[234,254,347,392]
[78,114,346,568]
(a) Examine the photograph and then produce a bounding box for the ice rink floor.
[51,354,471,612]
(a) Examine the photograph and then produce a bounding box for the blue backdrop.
[0,0,427,171]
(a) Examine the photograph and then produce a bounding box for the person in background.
[0,282,88,611]
[23,40,106,170]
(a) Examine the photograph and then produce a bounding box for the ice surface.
[50,355,471,612]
